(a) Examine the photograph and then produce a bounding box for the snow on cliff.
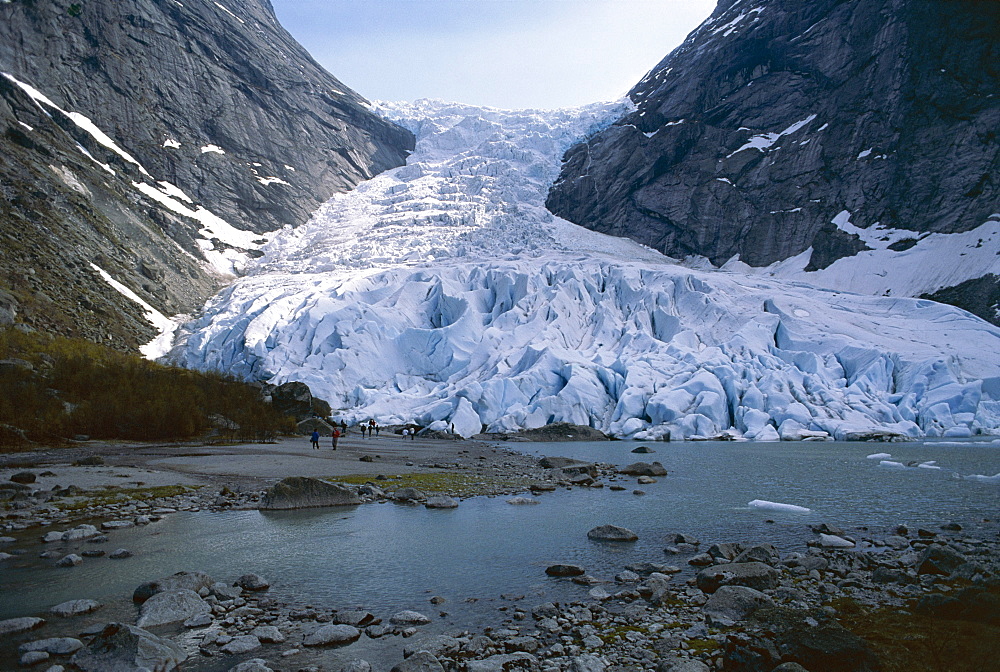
[169,100,1000,440]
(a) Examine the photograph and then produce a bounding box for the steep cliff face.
[0,0,413,348]
[547,0,999,321]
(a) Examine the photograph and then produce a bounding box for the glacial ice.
[169,100,1000,440]
[747,500,811,513]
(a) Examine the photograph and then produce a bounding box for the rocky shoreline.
[1,440,997,671]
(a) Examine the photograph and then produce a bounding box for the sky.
[270,0,718,110]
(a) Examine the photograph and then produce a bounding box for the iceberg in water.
[748,499,811,513]
[168,100,1000,440]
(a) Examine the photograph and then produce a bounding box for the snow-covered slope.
[170,100,1000,440]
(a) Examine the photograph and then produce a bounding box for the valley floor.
[1,437,997,672]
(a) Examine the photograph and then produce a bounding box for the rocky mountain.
[546,0,1000,323]
[0,0,413,348]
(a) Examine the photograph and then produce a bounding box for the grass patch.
[833,590,1000,672]
[53,484,202,510]
[684,638,720,655]
[598,624,649,644]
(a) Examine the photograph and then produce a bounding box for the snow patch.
[201,144,225,154]
[727,114,816,157]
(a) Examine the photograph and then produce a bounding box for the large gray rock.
[587,525,638,542]
[229,660,274,672]
[917,544,968,576]
[136,589,211,628]
[390,650,446,672]
[221,635,261,655]
[389,610,432,625]
[618,461,667,476]
[703,585,776,626]
[0,616,45,636]
[546,0,1000,324]
[260,477,361,510]
[303,624,362,647]
[466,652,538,672]
[50,599,102,618]
[133,571,213,603]
[19,637,84,655]
[696,562,780,594]
[70,623,186,671]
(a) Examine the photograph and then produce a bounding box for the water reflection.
[2,440,997,624]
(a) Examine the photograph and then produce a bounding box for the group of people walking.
[309,418,395,450]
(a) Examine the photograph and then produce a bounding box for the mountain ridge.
[0,0,413,347]
[546,0,1000,323]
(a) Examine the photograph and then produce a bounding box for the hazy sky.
[270,0,717,110]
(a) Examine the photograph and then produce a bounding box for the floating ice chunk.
[966,473,1000,483]
[819,533,855,548]
[879,460,907,469]
[866,452,892,459]
[748,499,811,513]
[917,461,941,470]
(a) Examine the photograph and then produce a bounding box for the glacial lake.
[2,439,998,628]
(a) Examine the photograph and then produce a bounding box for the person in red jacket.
[332,428,340,450]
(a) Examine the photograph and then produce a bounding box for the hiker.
[310,430,320,450]
[401,428,409,439]
[411,426,416,440]
[332,427,340,450]
[374,424,380,437]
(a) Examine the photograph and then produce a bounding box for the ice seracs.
[169,100,1000,440]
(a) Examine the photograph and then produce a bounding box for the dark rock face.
[259,476,361,510]
[266,381,331,421]
[0,0,413,348]
[547,0,999,293]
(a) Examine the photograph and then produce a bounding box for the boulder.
[109,548,132,559]
[333,611,378,627]
[0,617,45,636]
[390,650,446,672]
[733,544,781,566]
[50,599,102,618]
[133,571,213,603]
[466,652,538,672]
[696,562,780,594]
[618,461,667,476]
[221,635,261,655]
[570,654,607,672]
[250,625,285,644]
[136,589,211,628]
[390,610,431,625]
[229,659,275,672]
[391,487,427,503]
[303,624,361,647]
[18,637,84,655]
[56,554,83,567]
[917,544,968,575]
[10,471,35,484]
[425,495,459,509]
[587,525,638,542]
[703,586,775,626]
[546,564,586,577]
[259,477,361,510]
[236,573,270,591]
[70,623,185,671]
[707,543,744,563]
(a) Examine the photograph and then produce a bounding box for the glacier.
[169,99,1000,440]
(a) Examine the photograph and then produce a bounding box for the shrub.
[0,327,294,446]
